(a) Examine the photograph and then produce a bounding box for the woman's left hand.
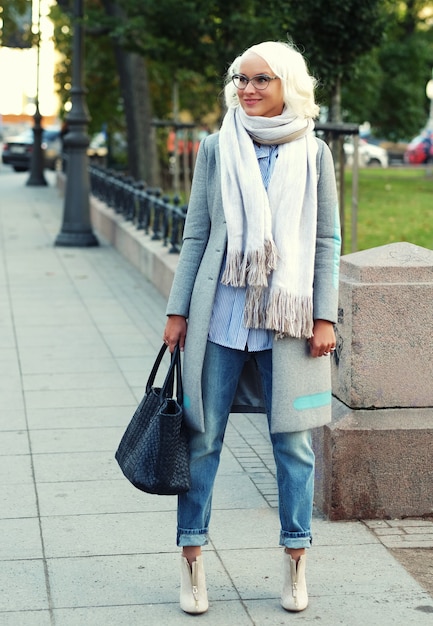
[308,319,336,358]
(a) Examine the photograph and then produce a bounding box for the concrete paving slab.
[218,543,430,600]
[10,294,91,316]
[0,611,52,626]
[93,323,148,336]
[40,511,178,557]
[0,374,22,391]
[0,407,27,431]
[25,386,136,410]
[0,430,30,455]
[99,338,152,359]
[366,518,433,549]
[0,483,38,519]
[36,480,177,516]
[1,390,25,411]
[209,473,270,510]
[0,358,20,376]
[33,451,119,483]
[22,371,131,391]
[378,535,433,548]
[27,405,135,429]
[313,519,378,546]
[22,357,121,377]
[47,552,237,608]
[210,508,281,549]
[0,454,34,484]
[29,426,125,454]
[0,560,48,612]
[0,347,19,362]
[36,470,269,518]
[14,324,105,345]
[17,344,115,366]
[216,445,245,474]
[51,600,254,625]
[120,369,149,389]
[0,334,16,350]
[244,594,433,625]
[0,408,27,430]
[0,518,43,559]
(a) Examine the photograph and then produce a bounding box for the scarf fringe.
[264,239,279,274]
[221,240,278,289]
[221,250,246,287]
[244,287,314,339]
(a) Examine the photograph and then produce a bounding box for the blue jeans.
[177,341,314,549]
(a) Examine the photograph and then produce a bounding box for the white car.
[344,138,388,168]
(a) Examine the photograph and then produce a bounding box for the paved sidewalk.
[1,166,432,625]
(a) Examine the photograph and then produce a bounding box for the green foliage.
[284,0,387,102]
[0,0,33,48]
[341,50,384,124]
[50,1,124,138]
[336,1,433,139]
[374,31,433,139]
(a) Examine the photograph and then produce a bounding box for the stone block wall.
[314,242,433,520]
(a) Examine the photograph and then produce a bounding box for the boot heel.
[281,553,308,612]
[180,555,209,614]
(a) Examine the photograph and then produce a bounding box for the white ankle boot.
[180,555,209,614]
[281,553,308,612]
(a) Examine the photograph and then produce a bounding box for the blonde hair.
[224,41,319,119]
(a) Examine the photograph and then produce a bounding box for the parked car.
[2,127,61,172]
[344,138,389,168]
[404,130,433,164]
[87,132,108,159]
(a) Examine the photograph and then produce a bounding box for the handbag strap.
[172,345,183,405]
[146,343,183,405]
[146,343,168,393]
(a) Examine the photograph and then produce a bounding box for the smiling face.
[237,52,284,118]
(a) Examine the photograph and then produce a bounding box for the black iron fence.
[89,165,188,253]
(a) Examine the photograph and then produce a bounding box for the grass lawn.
[341,166,433,256]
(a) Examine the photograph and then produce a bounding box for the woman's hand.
[163,315,187,353]
[308,319,336,358]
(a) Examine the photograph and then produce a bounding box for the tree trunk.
[102,1,159,185]
[114,50,159,184]
[329,75,342,123]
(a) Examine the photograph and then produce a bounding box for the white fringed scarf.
[219,106,318,338]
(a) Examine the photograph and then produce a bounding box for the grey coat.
[166,133,340,433]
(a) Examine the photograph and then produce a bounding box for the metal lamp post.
[27,0,47,187]
[55,0,98,247]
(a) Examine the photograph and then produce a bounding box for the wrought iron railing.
[89,165,187,253]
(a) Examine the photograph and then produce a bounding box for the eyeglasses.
[231,73,279,90]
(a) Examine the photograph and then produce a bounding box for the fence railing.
[89,165,188,253]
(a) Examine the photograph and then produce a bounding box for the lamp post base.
[27,109,47,187]
[26,174,48,187]
[55,230,99,247]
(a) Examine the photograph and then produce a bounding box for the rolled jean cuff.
[279,531,312,549]
[177,529,209,547]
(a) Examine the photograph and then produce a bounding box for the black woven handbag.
[115,343,190,495]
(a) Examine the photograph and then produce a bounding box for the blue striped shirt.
[208,143,278,351]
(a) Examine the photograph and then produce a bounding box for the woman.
[163,40,340,614]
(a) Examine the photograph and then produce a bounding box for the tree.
[339,1,433,140]
[283,0,387,122]
[0,0,33,48]
[374,1,433,139]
